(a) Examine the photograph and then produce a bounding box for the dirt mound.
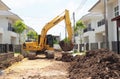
[61,53,74,62]
[69,49,120,79]
[55,52,74,62]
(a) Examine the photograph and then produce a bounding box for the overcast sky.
[2,0,98,39]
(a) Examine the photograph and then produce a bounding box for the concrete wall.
[0,52,14,62]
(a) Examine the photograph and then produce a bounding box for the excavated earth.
[68,49,120,79]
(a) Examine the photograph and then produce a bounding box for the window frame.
[114,5,119,17]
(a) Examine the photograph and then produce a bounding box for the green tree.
[13,20,27,44]
[27,30,38,41]
[74,20,86,43]
[74,20,86,52]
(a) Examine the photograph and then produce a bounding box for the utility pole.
[73,12,76,51]
[104,0,109,49]
[116,26,120,54]
[73,12,75,43]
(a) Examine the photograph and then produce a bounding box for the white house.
[0,0,22,44]
[75,0,120,52]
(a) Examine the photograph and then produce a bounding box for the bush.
[63,37,70,43]
[53,40,59,44]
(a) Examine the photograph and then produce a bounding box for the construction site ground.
[0,49,120,79]
[0,52,70,79]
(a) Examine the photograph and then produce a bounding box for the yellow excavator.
[23,9,73,59]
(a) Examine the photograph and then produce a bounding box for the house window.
[8,23,15,32]
[114,6,119,17]
[8,23,12,31]
[97,19,105,27]
[88,24,91,30]
[97,22,101,27]
[101,19,105,25]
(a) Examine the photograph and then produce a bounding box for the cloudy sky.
[2,0,98,39]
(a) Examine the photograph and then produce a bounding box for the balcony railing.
[83,28,94,33]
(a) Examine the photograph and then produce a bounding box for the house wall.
[0,17,19,44]
[0,17,9,44]
[0,17,8,31]
[90,18,99,43]
[82,17,104,43]
[88,31,95,43]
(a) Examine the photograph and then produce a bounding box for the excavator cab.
[38,34,54,48]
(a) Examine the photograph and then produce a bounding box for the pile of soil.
[56,52,74,62]
[0,55,24,69]
[69,49,120,79]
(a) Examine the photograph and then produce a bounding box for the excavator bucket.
[59,41,74,51]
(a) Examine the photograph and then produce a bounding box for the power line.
[75,0,88,13]
[70,0,88,20]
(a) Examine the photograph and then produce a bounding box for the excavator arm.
[39,9,73,50]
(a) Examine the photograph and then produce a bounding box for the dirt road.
[0,54,70,79]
